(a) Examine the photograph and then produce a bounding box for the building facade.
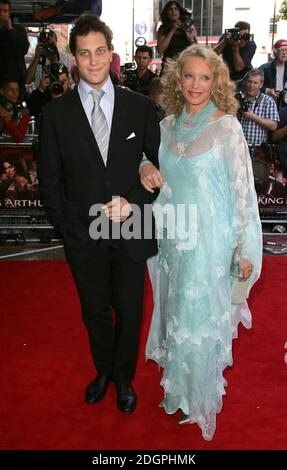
[101,0,287,67]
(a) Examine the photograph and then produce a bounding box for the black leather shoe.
[85,374,111,404]
[115,380,137,413]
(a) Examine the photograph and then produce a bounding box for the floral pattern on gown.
[146,109,262,441]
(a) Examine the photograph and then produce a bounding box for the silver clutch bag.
[230,241,251,305]
[231,277,250,304]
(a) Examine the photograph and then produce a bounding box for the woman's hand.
[171,19,181,31]
[140,163,164,193]
[239,257,253,281]
[185,24,197,42]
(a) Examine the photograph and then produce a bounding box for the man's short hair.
[135,45,153,59]
[0,77,19,89]
[0,0,11,12]
[247,68,264,81]
[234,21,251,32]
[69,14,113,55]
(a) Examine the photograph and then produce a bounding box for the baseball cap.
[273,39,287,49]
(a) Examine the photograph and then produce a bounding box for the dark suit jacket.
[259,59,287,92]
[38,85,160,262]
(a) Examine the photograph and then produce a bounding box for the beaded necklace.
[175,100,217,156]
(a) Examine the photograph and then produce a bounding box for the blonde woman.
[141,45,262,441]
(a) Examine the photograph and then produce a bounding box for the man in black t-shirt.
[213,21,256,91]
[123,46,156,96]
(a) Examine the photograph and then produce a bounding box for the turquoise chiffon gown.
[146,102,262,441]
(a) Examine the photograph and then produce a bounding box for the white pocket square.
[126,132,136,140]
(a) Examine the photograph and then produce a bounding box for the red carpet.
[0,257,286,450]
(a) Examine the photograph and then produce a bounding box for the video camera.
[225,28,251,42]
[38,29,58,62]
[44,62,67,96]
[235,90,249,113]
[121,62,138,90]
[180,8,193,31]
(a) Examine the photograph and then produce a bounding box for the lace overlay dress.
[146,105,262,441]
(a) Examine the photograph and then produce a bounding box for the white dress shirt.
[77,76,115,132]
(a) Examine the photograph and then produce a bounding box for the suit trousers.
[67,239,146,381]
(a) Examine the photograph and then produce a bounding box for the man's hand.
[266,88,279,101]
[242,110,255,120]
[34,44,46,59]
[38,74,51,93]
[140,163,163,193]
[0,106,13,123]
[224,30,232,43]
[103,197,132,222]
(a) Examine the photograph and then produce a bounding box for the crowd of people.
[0,0,286,442]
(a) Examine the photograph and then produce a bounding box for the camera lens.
[241,33,250,41]
[50,81,64,96]
[126,73,138,88]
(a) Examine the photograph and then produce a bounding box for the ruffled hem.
[146,301,252,441]
[160,400,218,441]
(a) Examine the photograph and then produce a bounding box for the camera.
[44,62,67,96]
[276,89,287,108]
[0,95,27,120]
[14,101,28,120]
[121,62,138,90]
[38,29,58,61]
[225,28,250,42]
[180,8,193,30]
[235,91,249,113]
[0,95,14,113]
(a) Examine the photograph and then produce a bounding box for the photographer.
[123,46,156,96]
[28,63,70,122]
[0,1,29,101]
[26,28,73,89]
[157,1,197,73]
[213,21,256,91]
[238,69,279,146]
[259,39,287,109]
[0,77,29,143]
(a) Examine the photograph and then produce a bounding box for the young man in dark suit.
[38,15,160,413]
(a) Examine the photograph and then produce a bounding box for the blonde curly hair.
[160,44,239,117]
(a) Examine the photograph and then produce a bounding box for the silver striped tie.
[90,89,109,165]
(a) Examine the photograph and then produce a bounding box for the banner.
[250,144,287,215]
[0,155,42,210]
